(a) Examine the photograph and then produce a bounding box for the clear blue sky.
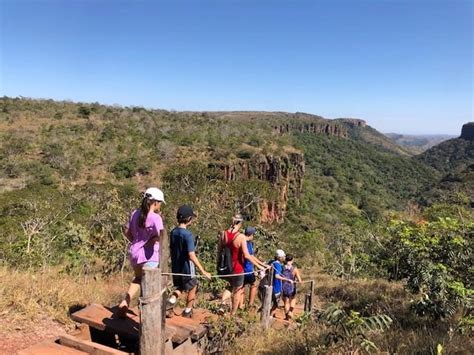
[1,0,472,134]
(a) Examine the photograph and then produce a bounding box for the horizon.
[1,0,472,135]
[1,94,468,136]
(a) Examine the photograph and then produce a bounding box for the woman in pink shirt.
[117,187,165,318]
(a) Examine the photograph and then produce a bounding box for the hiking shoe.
[182,309,193,318]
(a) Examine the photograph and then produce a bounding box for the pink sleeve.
[153,214,164,235]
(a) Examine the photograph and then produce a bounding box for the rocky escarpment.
[273,122,348,137]
[460,122,474,140]
[335,118,367,128]
[214,152,305,223]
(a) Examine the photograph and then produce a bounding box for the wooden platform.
[71,304,211,346]
[18,341,88,355]
[19,302,306,354]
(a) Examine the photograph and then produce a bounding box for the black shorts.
[225,274,245,289]
[283,287,297,299]
[173,275,198,292]
[244,273,256,285]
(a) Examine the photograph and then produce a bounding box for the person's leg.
[283,296,290,318]
[270,293,279,316]
[231,286,244,314]
[221,289,232,302]
[239,285,247,310]
[248,281,258,306]
[288,296,296,319]
[186,285,197,309]
[118,265,143,317]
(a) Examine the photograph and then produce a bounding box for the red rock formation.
[216,152,305,224]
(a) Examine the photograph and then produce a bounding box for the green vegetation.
[418,137,474,174]
[1,97,472,353]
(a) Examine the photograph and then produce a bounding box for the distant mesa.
[460,122,474,141]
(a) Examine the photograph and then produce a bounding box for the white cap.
[144,187,165,203]
[275,249,286,258]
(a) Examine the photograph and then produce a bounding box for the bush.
[378,213,473,319]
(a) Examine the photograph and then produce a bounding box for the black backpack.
[217,231,235,276]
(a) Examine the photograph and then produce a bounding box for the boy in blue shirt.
[168,205,211,318]
[271,249,294,316]
[242,227,263,309]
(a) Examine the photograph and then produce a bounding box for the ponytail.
[138,194,154,228]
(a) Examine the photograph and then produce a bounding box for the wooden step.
[58,334,126,354]
[18,341,87,355]
[71,304,196,345]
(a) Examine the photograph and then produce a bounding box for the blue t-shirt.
[272,260,283,295]
[244,241,254,273]
[170,227,196,276]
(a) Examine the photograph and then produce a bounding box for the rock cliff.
[273,122,347,137]
[460,122,474,140]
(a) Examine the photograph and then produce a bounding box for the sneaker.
[167,295,177,306]
[182,309,193,318]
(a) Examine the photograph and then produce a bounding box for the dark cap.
[177,205,196,220]
[244,227,256,236]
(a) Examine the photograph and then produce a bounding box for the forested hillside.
[1,97,472,353]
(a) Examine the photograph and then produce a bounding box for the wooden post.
[140,267,164,355]
[304,293,310,312]
[261,267,274,329]
[309,280,315,312]
[160,225,169,325]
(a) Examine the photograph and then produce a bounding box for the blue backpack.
[282,265,295,297]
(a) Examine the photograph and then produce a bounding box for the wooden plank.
[172,338,199,355]
[71,304,139,339]
[18,341,87,355]
[71,304,176,342]
[59,334,126,355]
[69,324,92,341]
[166,317,207,340]
[166,324,193,345]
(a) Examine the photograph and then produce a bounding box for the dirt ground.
[0,317,68,354]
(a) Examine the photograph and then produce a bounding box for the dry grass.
[233,273,473,354]
[0,266,129,330]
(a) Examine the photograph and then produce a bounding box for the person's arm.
[144,216,163,247]
[122,214,133,242]
[144,233,160,247]
[294,267,303,283]
[185,232,211,279]
[122,224,133,242]
[189,252,211,279]
[240,236,265,270]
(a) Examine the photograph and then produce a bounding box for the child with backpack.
[257,249,295,317]
[217,214,266,314]
[168,205,211,318]
[282,254,303,320]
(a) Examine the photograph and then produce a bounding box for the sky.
[1,0,472,134]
